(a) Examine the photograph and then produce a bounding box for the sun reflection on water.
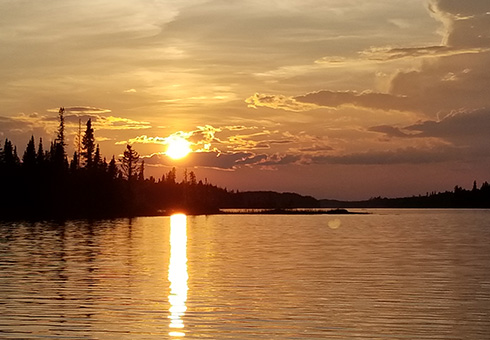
[168,214,188,337]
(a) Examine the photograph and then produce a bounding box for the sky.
[1,0,489,200]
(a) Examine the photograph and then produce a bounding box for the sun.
[166,136,192,159]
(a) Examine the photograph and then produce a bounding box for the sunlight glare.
[168,213,188,337]
[166,136,192,159]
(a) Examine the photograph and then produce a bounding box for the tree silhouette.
[81,119,95,168]
[120,144,139,180]
[22,136,37,171]
[52,107,67,169]
[36,138,45,166]
[107,156,118,179]
[93,144,102,169]
[138,160,145,181]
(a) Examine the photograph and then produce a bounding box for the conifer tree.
[70,152,79,172]
[52,107,67,168]
[94,144,101,169]
[138,160,145,181]
[166,167,176,184]
[108,156,118,179]
[22,136,37,170]
[120,144,139,180]
[81,119,95,168]
[37,138,45,166]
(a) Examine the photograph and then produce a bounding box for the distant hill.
[223,191,319,209]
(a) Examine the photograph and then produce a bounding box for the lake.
[1,209,490,339]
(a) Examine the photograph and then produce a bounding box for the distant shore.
[217,208,370,215]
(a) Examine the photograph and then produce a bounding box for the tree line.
[320,181,490,209]
[0,108,230,220]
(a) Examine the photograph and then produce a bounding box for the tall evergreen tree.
[94,144,101,169]
[37,138,45,166]
[22,136,37,170]
[166,167,177,184]
[70,152,79,172]
[138,160,145,181]
[120,144,139,180]
[108,156,118,179]
[2,139,16,167]
[56,107,66,150]
[52,107,67,168]
[81,119,95,168]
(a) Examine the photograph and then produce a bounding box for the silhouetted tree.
[94,144,102,169]
[52,107,67,169]
[120,144,139,180]
[107,156,118,179]
[138,160,145,181]
[81,119,95,168]
[37,138,45,166]
[70,152,79,172]
[189,171,197,185]
[22,136,37,170]
[1,139,19,169]
[166,167,176,184]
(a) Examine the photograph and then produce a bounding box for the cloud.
[368,108,490,155]
[388,0,490,114]
[309,146,461,165]
[405,108,490,142]
[256,1,490,117]
[295,90,415,112]
[368,125,412,138]
[246,90,420,113]
[144,151,254,170]
[245,93,320,112]
[361,45,488,61]
[429,0,490,48]
[49,106,112,115]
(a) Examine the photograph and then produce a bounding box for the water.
[1,210,490,339]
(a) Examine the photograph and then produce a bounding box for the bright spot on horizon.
[166,136,192,159]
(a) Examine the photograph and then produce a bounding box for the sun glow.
[166,136,192,159]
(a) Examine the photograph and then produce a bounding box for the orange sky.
[1,0,489,200]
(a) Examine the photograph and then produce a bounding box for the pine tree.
[138,160,145,181]
[166,167,176,184]
[22,136,37,170]
[56,107,66,151]
[70,152,79,172]
[37,138,45,166]
[120,144,139,180]
[81,119,95,168]
[107,156,118,179]
[94,144,101,169]
[52,107,67,168]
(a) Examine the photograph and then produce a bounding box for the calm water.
[1,210,490,339]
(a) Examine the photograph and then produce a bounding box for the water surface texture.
[1,210,490,339]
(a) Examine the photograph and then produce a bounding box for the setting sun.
[166,136,192,159]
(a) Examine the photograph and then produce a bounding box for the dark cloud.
[406,108,490,141]
[369,108,490,156]
[144,151,254,170]
[309,146,461,165]
[368,125,411,138]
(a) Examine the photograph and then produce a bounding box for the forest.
[1,108,489,220]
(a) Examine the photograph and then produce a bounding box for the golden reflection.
[168,214,188,337]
